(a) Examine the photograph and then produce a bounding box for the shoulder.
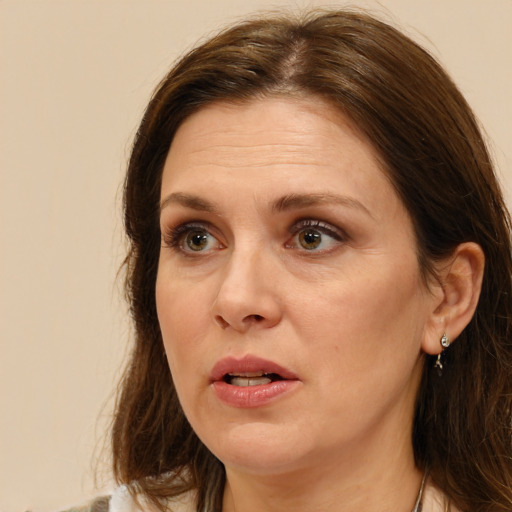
[110,484,195,512]
[59,496,110,512]
[60,486,196,512]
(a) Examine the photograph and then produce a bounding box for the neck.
[222,432,423,512]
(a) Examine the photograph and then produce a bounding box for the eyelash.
[161,219,347,255]
[287,219,346,250]
[162,222,216,250]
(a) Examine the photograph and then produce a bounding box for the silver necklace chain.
[411,471,427,512]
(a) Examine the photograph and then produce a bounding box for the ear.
[421,242,485,355]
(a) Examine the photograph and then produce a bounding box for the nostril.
[252,314,264,322]
[214,315,230,329]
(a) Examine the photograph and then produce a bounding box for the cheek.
[156,277,197,365]
[155,269,218,395]
[157,267,206,332]
[305,268,427,416]
[156,280,204,418]
[299,261,427,370]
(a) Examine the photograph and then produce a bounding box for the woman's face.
[156,97,440,476]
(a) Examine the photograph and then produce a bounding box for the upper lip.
[210,355,298,383]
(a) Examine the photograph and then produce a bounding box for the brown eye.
[163,222,223,256]
[298,229,322,250]
[286,220,345,253]
[184,230,211,251]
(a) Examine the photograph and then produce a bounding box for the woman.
[83,8,512,512]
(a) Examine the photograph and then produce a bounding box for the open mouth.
[223,372,285,387]
[211,357,299,407]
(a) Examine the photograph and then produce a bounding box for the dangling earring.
[434,333,449,376]
[434,353,443,375]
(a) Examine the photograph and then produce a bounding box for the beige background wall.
[1,1,510,510]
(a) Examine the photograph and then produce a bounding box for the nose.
[211,247,283,332]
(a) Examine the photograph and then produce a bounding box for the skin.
[155,97,478,512]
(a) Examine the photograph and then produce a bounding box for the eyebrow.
[160,192,219,214]
[271,193,373,218]
[160,191,373,218]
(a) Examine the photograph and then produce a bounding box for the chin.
[202,421,310,475]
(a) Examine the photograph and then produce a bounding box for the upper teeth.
[227,372,272,387]
[230,376,272,387]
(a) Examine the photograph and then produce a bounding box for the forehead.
[161,96,402,221]
[164,96,385,178]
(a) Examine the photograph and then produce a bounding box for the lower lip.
[212,380,300,408]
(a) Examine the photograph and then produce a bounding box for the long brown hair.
[113,9,512,511]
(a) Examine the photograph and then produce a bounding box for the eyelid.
[161,218,347,255]
[285,218,348,254]
[289,219,346,241]
[162,221,223,253]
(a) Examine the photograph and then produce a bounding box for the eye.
[162,223,223,255]
[183,229,215,252]
[298,229,323,250]
[287,220,345,252]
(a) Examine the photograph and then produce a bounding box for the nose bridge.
[212,240,282,331]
